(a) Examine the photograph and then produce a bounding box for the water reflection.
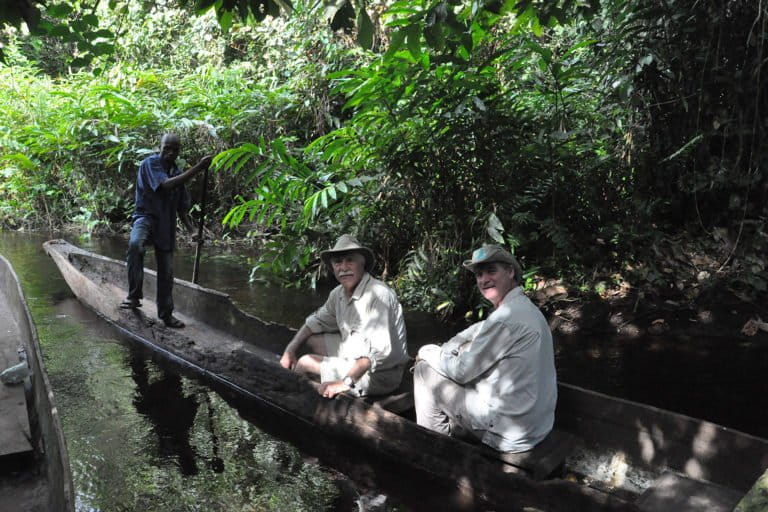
[129,347,201,476]
[0,231,344,512]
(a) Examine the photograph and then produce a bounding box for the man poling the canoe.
[414,244,557,453]
[280,234,410,399]
[120,133,212,328]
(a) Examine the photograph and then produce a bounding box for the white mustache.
[338,272,354,277]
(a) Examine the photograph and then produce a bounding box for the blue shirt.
[132,154,190,251]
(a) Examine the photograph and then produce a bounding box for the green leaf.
[488,212,504,232]
[562,39,597,59]
[71,19,88,32]
[488,226,505,243]
[70,56,92,67]
[90,29,113,39]
[47,3,74,18]
[384,29,406,60]
[82,14,99,26]
[424,24,445,50]
[531,15,542,37]
[405,23,421,61]
[48,24,71,37]
[217,10,233,32]
[92,43,115,56]
[5,153,35,170]
[356,5,374,50]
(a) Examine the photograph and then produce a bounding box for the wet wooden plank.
[486,429,579,480]
[0,291,33,459]
[636,471,743,512]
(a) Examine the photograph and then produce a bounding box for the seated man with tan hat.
[280,234,409,399]
[414,244,557,452]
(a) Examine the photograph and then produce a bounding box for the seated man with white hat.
[280,234,409,399]
[414,244,557,452]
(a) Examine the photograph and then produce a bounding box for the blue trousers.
[126,217,175,319]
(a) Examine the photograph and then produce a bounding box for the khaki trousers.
[413,360,483,440]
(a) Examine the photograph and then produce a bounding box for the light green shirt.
[418,287,557,452]
[306,272,409,374]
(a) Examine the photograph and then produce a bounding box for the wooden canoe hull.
[43,239,768,511]
[0,254,74,511]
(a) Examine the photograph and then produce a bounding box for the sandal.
[161,316,185,328]
[120,299,142,309]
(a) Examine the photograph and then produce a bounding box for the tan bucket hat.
[320,234,375,271]
[463,244,522,280]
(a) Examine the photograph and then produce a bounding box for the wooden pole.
[191,166,209,284]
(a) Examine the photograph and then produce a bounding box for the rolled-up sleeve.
[138,159,167,192]
[356,292,400,371]
[436,321,538,384]
[419,322,481,376]
[305,276,407,372]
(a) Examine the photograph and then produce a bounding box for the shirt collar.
[150,154,179,175]
[500,285,525,306]
[346,272,371,302]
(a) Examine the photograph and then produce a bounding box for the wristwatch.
[342,376,355,388]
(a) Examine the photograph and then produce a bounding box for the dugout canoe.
[0,254,74,511]
[43,239,768,512]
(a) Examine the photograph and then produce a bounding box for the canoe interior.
[558,382,768,493]
[44,239,768,510]
[0,255,74,511]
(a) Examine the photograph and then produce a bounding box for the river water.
[1,231,766,511]
[0,231,456,512]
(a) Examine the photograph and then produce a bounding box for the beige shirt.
[305,273,409,373]
[418,287,557,452]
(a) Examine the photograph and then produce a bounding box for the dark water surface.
[1,231,767,511]
[0,231,458,512]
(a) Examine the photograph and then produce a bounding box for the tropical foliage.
[1,0,766,316]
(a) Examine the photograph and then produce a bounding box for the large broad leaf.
[48,24,71,37]
[89,29,114,39]
[488,212,504,232]
[356,3,374,50]
[384,29,407,59]
[405,23,421,61]
[47,3,74,18]
[217,9,234,32]
[82,14,99,26]
[92,42,115,56]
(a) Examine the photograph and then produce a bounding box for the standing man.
[120,133,212,328]
[280,234,409,399]
[414,244,557,453]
